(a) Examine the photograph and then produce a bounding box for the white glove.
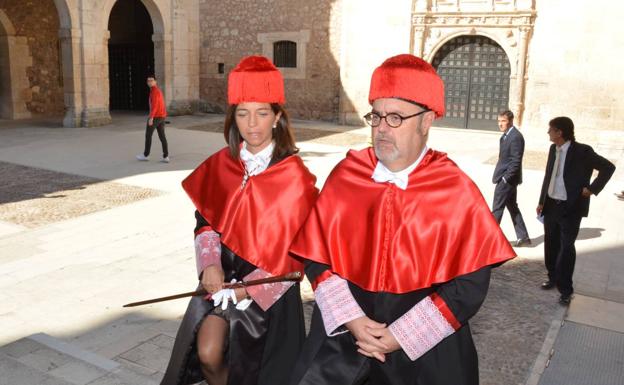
[236,298,254,311]
[212,279,254,311]
[212,286,237,310]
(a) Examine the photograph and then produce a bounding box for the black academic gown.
[161,150,316,385]
[160,149,312,385]
[160,211,305,385]
[288,263,489,385]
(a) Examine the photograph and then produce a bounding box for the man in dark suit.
[537,116,615,305]
[492,110,530,247]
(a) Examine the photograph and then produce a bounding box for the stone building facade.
[0,0,64,119]
[335,0,623,141]
[0,0,200,126]
[1,0,622,143]
[198,0,346,121]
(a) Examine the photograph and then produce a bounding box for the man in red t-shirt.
[136,76,169,162]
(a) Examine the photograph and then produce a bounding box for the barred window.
[273,40,297,68]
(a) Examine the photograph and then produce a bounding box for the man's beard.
[373,136,400,163]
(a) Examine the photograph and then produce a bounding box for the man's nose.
[377,118,391,133]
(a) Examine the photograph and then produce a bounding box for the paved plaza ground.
[1,113,623,385]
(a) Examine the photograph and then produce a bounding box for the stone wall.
[338,0,413,124]
[1,0,64,116]
[523,0,624,142]
[198,0,346,121]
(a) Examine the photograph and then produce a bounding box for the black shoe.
[541,281,555,290]
[514,238,532,247]
[559,294,572,306]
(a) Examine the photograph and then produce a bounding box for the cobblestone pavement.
[0,161,160,227]
[472,257,563,385]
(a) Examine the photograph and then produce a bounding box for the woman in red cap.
[160,56,318,385]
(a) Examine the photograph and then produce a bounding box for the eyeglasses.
[363,110,429,128]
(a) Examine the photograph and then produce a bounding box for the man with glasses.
[537,117,615,305]
[288,54,515,385]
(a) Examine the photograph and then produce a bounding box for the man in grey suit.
[492,110,530,247]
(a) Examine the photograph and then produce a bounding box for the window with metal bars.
[273,40,297,68]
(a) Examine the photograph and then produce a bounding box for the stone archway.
[431,35,512,130]
[102,0,169,118]
[411,5,536,126]
[107,0,155,111]
[51,0,85,127]
[0,10,32,120]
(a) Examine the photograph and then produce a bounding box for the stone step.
[0,333,160,385]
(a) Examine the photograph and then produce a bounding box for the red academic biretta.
[368,54,445,118]
[227,55,285,105]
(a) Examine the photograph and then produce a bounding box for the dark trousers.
[543,198,582,296]
[144,117,168,158]
[492,180,529,240]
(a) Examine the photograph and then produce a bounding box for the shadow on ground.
[0,161,160,227]
[520,227,606,249]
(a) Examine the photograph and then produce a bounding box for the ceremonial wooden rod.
[123,271,302,308]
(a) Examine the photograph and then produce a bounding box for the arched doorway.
[107,0,154,111]
[432,35,511,130]
[0,10,16,119]
[0,9,33,120]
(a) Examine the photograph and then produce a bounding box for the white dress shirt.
[239,141,274,176]
[502,126,515,140]
[371,146,428,190]
[548,141,571,200]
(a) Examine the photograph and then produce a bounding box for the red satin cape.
[182,148,318,277]
[290,147,515,294]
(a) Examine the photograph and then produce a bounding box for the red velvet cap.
[368,54,445,117]
[227,56,285,105]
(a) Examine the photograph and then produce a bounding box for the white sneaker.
[161,156,170,163]
[136,154,149,161]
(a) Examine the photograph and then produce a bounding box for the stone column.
[514,26,531,125]
[412,26,426,58]
[153,32,173,110]
[59,27,83,127]
[0,34,32,119]
[168,5,200,116]
[79,28,112,127]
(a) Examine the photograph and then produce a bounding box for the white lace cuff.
[194,230,221,277]
[244,268,294,311]
[388,295,455,361]
[315,274,365,336]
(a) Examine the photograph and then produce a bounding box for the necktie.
[547,147,561,196]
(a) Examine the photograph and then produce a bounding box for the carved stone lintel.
[411,12,536,27]
[413,27,426,36]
